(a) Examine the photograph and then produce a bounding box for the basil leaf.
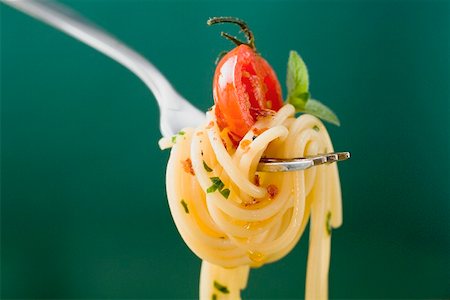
[287,92,310,111]
[287,50,309,101]
[301,99,340,126]
[286,50,341,126]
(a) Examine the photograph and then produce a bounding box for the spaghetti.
[162,103,342,299]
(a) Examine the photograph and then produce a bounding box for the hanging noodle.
[161,103,342,299]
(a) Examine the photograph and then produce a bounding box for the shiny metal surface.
[3,0,350,173]
[257,152,351,172]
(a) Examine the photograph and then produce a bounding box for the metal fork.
[258,152,350,172]
[2,0,205,137]
[2,0,350,173]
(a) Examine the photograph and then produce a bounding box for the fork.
[2,0,350,172]
[2,0,205,137]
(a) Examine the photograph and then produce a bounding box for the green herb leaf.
[211,177,224,190]
[203,161,213,172]
[326,211,332,235]
[220,188,230,199]
[207,185,218,193]
[171,130,186,144]
[207,177,225,193]
[214,281,230,294]
[287,50,309,102]
[288,92,310,111]
[180,199,189,214]
[212,294,217,300]
[302,99,340,126]
[286,50,340,126]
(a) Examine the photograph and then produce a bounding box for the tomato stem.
[207,17,256,51]
[221,32,245,46]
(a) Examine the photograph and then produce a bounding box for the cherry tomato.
[213,44,283,140]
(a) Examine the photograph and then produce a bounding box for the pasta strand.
[164,104,342,299]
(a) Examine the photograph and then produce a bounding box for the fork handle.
[3,0,177,109]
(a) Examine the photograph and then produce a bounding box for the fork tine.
[323,153,338,164]
[336,152,351,161]
[257,152,350,172]
[311,155,328,166]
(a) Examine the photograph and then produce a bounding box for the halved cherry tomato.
[213,44,283,140]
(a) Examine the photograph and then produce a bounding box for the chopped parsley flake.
[220,188,230,199]
[326,211,332,235]
[313,125,320,132]
[207,177,224,193]
[214,280,230,294]
[207,177,230,198]
[171,131,186,144]
[211,294,217,300]
[180,199,189,214]
[203,161,213,172]
[206,185,217,193]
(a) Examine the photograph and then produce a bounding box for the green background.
[1,0,449,299]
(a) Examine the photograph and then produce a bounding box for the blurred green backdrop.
[1,0,449,299]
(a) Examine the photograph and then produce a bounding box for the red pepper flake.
[252,127,268,136]
[243,198,260,207]
[267,184,278,199]
[182,158,195,176]
[240,139,251,152]
[254,174,260,187]
[206,121,215,129]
